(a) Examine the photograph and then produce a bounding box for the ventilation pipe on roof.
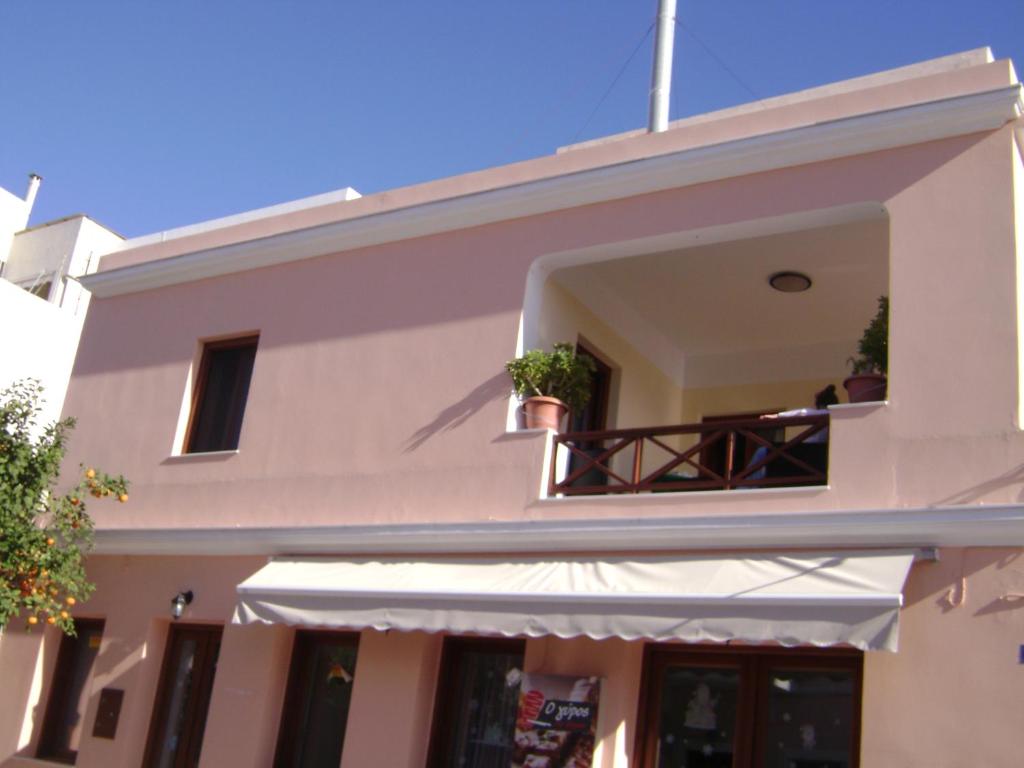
[647,0,677,133]
[24,173,42,218]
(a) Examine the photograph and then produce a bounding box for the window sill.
[162,450,239,465]
[829,399,888,413]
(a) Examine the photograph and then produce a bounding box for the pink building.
[2,49,1023,767]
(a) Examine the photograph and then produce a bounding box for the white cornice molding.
[91,504,1024,556]
[83,85,1024,298]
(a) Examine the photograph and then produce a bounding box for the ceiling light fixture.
[769,271,812,293]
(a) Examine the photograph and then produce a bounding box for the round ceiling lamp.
[769,271,812,293]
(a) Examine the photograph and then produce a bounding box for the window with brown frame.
[635,646,862,768]
[426,637,525,768]
[37,618,105,764]
[184,335,258,453]
[273,631,360,768]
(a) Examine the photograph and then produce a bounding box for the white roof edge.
[122,186,362,249]
[559,48,997,153]
[91,503,1024,556]
[81,84,1024,299]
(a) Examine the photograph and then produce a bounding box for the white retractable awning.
[233,550,915,651]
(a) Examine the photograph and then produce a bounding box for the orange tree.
[0,380,127,634]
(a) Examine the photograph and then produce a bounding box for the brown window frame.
[634,644,863,768]
[142,623,222,768]
[36,618,105,764]
[183,334,259,454]
[273,630,361,768]
[426,636,526,768]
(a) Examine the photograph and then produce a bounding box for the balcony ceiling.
[551,217,889,387]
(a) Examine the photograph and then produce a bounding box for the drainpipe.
[647,0,677,133]
[24,173,42,221]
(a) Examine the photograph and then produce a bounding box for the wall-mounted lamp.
[768,271,812,293]
[171,590,193,620]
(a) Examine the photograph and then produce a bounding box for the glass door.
[274,631,360,768]
[143,624,222,768]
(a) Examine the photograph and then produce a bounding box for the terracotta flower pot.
[523,396,569,430]
[843,373,887,403]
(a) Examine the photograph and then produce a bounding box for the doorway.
[143,624,222,768]
[568,342,614,488]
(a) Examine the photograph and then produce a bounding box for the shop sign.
[512,673,601,768]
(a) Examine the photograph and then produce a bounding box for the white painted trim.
[82,86,1024,298]
[124,187,362,248]
[162,449,240,463]
[91,503,1024,556]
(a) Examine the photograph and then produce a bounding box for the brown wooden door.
[37,618,105,763]
[143,624,221,768]
[571,342,612,436]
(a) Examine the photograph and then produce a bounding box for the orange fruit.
[27,616,38,626]
[46,537,55,547]
[119,493,129,503]
[46,616,56,625]
[85,468,96,479]
[59,610,69,619]
[66,596,76,606]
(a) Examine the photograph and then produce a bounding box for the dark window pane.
[430,640,524,768]
[38,619,105,763]
[144,625,221,768]
[275,633,359,768]
[656,666,740,768]
[638,651,861,768]
[760,668,856,768]
[186,337,257,453]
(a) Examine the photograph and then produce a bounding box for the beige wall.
[539,279,681,431]
[680,377,840,423]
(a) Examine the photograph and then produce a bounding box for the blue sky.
[2,1,1023,237]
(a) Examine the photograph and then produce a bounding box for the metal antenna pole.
[648,0,677,133]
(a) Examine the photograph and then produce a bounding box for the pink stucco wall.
[59,126,1024,533]
[3,548,1021,767]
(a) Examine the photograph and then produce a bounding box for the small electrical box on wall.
[92,688,124,740]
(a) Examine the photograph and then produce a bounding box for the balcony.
[550,413,828,496]
[522,205,889,499]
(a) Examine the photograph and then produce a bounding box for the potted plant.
[844,295,888,403]
[506,342,596,430]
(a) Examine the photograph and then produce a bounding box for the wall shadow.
[403,372,510,452]
[928,462,1024,506]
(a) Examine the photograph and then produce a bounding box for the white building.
[0,175,123,426]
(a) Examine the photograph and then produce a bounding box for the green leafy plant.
[505,343,596,411]
[848,295,889,375]
[0,380,128,635]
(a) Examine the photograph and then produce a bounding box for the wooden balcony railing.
[550,414,829,496]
